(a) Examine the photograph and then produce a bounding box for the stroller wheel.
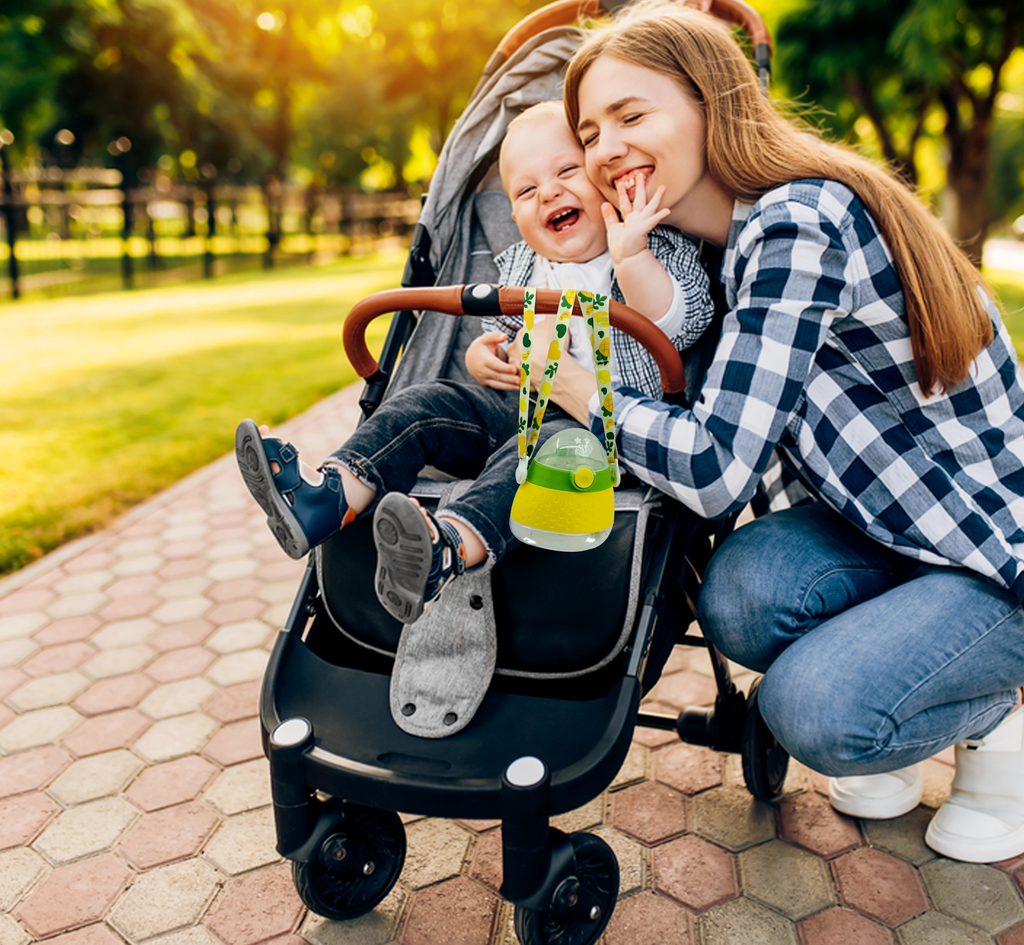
[292,806,406,920]
[513,832,619,945]
[741,677,790,801]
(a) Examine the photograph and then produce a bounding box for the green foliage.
[0,251,404,575]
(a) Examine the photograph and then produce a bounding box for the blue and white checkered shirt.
[598,179,1024,599]
[487,226,713,400]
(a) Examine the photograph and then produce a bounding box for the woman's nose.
[592,129,625,166]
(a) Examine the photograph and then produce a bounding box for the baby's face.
[501,114,608,265]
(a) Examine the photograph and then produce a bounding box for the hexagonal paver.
[0,745,69,798]
[82,645,156,680]
[61,708,150,757]
[400,875,500,945]
[204,680,260,724]
[602,890,696,945]
[203,806,280,875]
[126,755,219,812]
[739,839,835,920]
[776,791,862,858]
[119,800,221,870]
[147,618,215,652]
[653,834,738,912]
[690,785,776,852]
[90,618,160,650]
[48,749,145,805]
[202,718,263,766]
[301,885,406,945]
[206,863,304,945]
[655,741,724,796]
[204,650,269,687]
[72,673,155,715]
[31,614,102,647]
[832,846,929,927]
[895,911,994,945]
[798,905,895,945]
[860,807,938,867]
[132,712,219,764]
[109,857,221,942]
[0,846,47,913]
[16,854,131,940]
[20,642,95,677]
[402,819,473,890]
[203,758,272,815]
[0,792,62,851]
[0,705,82,752]
[921,858,1024,935]
[699,896,799,945]
[33,795,139,864]
[609,780,687,845]
[145,647,217,683]
[468,828,502,893]
[139,678,217,720]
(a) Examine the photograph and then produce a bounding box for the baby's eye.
[558,165,579,177]
[516,185,536,199]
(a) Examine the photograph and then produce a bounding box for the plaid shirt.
[601,179,1024,599]
[486,226,713,400]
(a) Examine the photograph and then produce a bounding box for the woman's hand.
[466,331,520,391]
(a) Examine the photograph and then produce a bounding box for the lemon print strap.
[514,288,618,487]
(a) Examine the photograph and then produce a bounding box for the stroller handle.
[343,284,686,394]
[491,0,771,73]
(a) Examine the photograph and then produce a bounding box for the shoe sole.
[234,419,309,560]
[829,771,923,820]
[373,493,432,624]
[926,818,1024,863]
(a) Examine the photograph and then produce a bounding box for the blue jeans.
[330,380,576,564]
[697,503,1024,777]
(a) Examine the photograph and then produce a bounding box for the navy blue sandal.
[373,492,466,624]
[235,419,352,559]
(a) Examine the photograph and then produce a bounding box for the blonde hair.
[563,2,994,395]
[498,101,573,195]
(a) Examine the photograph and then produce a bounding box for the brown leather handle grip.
[343,285,686,394]
[493,0,770,64]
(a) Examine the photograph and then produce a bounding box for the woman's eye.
[623,113,642,125]
[580,133,597,149]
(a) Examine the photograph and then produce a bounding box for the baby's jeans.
[329,379,576,565]
[696,502,1024,777]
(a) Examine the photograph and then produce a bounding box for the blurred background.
[1,0,1023,298]
[2,0,1024,579]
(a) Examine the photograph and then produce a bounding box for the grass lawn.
[2,251,1023,581]
[0,251,406,577]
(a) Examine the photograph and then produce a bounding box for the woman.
[547,1,1024,863]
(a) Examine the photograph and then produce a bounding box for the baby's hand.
[603,175,670,265]
[466,330,520,391]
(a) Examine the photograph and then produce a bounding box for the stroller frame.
[259,3,784,942]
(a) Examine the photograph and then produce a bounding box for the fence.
[0,161,422,300]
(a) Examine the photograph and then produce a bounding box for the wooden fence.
[0,161,422,299]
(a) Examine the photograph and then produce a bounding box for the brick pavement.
[3,382,1024,945]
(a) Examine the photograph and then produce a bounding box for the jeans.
[697,503,1024,777]
[330,379,577,565]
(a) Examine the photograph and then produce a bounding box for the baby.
[235,101,713,626]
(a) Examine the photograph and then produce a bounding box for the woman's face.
[575,55,732,244]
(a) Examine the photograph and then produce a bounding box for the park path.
[3,376,1024,943]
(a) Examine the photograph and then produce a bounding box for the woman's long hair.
[563,2,994,396]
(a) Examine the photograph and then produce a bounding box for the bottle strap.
[514,288,618,486]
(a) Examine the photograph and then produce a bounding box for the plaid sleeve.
[599,201,850,518]
[482,241,531,338]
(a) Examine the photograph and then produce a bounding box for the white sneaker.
[828,764,923,819]
[926,706,1024,863]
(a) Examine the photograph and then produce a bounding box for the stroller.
[258,1,782,942]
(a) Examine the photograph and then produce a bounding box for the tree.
[775,0,1022,262]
